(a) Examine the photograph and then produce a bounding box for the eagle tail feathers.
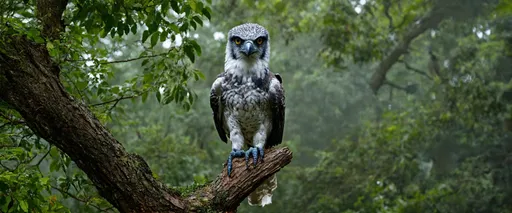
[247,173,278,207]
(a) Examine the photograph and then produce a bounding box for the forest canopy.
[2,0,512,212]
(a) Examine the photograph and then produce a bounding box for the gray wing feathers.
[266,73,285,148]
[210,74,228,143]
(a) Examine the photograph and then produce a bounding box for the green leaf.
[40,177,49,185]
[2,196,11,212]
[183,101,191,111]
[163,91,174,104]
[193,16,203,26]
[131,24,138,35]
[141,59,150,67]
[19,11,33,18]
[170,0,180,13]
[168,23,179,33]
[195,1,204,13]
[156,91,162,103]
[151,31,160,47]
[124,24,130,35]
[50,146,59,158]
[183,5,191,16]
[189,40,201,56]
[19,200,28,212]
[46,42,54,50]
[179,22,189,32]
[160,30,168,42]
[188,90,194,104]
[76,81,88,90]
[190,21,197,30]
[50,160,60,172]
[110,28,116,38]
[104,15,114,32]
[162,0,170,12]
[111,86,120,94]
[117,22,125,37]
[100,29,109,38]
[202,7,211,20]
[184,45,195,62]
[190,0,197,11]
[142,30,150,43]
[194,70,205,80]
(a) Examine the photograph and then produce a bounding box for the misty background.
[2,0,512,212]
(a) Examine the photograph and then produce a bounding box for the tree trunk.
[0,1,293,212]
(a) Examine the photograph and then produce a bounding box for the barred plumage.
[209,23,285,207]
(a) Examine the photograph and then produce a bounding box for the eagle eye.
[233,37,242,45]
[256,37,264,45]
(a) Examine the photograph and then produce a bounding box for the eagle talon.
[259,147,264,163]
[245,152,250,169]
[227,149,246,177]
[245,147,264,167]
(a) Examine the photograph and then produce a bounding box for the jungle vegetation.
[2,0,512,212]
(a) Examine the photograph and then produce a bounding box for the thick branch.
[36,0,68,40]
[187,147,293,212]
[0,1,293,212]
[0,34,294,212]
[369,6,449,94]
[0,34,184,212]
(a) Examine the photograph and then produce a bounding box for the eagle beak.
[240,41,257,56]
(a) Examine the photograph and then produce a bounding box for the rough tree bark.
[0,1,293,212]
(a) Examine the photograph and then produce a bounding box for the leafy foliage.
[1,0,211,212]
[3,0,512,212]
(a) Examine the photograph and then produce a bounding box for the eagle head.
[225,23,270,63]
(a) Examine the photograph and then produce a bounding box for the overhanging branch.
[369,6,450,94]
[399,59,433,80]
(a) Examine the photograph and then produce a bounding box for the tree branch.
[383,0,394,30]
[399,59,433,80]
[89,95,138,107]
[103,52,169,64]
[65,52,169,65]
[187,147,293,212]
[0,1,293,212]
[384,80,407,91]
[36,0,68,40]
[33,146,51,167]
[369,6,450,94]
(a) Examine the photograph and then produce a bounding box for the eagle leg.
[245,147,264,167]
[227,149,246,177]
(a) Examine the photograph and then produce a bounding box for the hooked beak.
[240,41,257,56]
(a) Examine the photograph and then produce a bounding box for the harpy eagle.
[209,23,285,206]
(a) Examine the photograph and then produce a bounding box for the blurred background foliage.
[2,0,512,212]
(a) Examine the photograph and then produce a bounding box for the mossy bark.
[0,0,293,212]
